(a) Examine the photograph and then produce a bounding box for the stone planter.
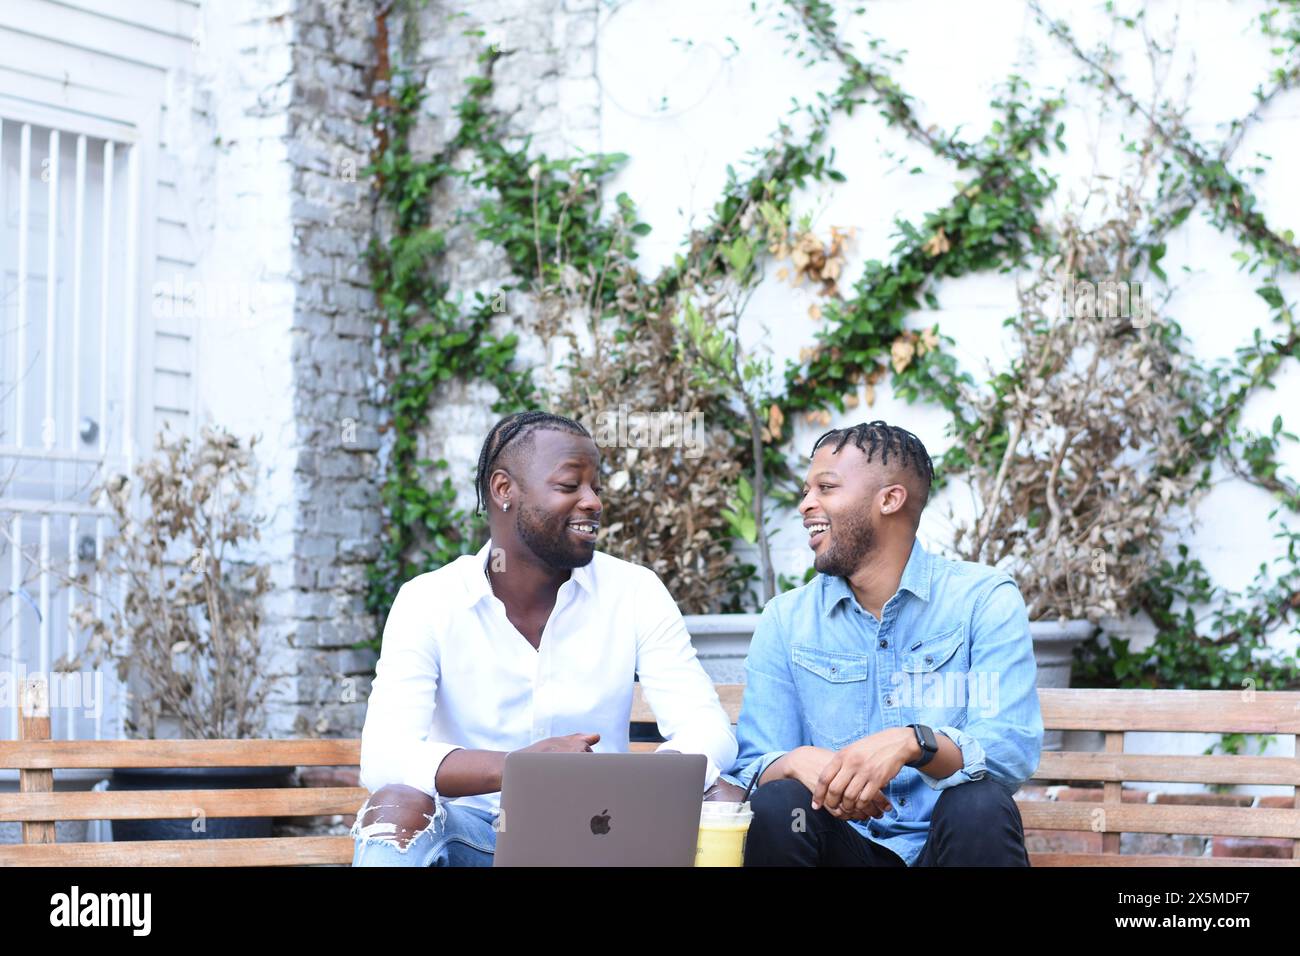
[683,614,762,684]
[683,613,1096,751]
[1028,619,1096,751]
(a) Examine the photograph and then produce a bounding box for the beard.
[814,506,877,578]
[515,502,596,570]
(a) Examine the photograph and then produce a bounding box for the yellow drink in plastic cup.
[695,801,754,867]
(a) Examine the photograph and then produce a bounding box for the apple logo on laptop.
[590,809,611,835]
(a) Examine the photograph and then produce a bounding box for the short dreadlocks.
[474,411,593,515]
[810,420,934,510]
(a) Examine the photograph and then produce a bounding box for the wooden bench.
[2,677,1297,865]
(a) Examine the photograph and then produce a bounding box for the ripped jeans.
[350,796,499,867]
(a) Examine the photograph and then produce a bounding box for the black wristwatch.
[905,723,938,768]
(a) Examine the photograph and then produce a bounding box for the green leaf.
[1256,285,1284,310]
[723,238,754,275]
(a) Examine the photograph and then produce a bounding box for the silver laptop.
[493,752,706,867]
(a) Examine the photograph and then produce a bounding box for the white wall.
[591,0,1300,788]
[183,0,301,570]
[596,0,1300,639]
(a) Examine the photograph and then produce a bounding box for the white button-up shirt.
[359,539,737,818]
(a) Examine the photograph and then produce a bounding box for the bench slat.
[0,835,353,866]
[1018,802,1300,839]
[635,745,1300,787]
[1037,688,1300,733]
[634,685,1300,733]
[12,687,1295,770]
[1035,751,1300,785]
[0,738,360,770]
[4,841,1294,867]
[632,684,745,723]
[18,682,56,844]
[0,786,367,822]
[1030,853,1299,867]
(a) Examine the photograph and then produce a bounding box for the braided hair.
[474,411,593,515]
[810,420,934,509]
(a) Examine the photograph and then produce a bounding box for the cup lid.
[700,800,752,814]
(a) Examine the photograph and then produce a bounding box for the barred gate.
[0,114,141,752]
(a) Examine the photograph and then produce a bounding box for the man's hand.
[519,732,601,754]
[811,727,917,820]
[778,746,837,797]
[703,779,746,802]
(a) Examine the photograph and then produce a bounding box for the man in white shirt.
[351,410,737,865]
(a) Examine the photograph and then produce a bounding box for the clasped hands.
[705,726,919,820]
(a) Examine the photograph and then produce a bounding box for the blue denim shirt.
[721,537,1043,866]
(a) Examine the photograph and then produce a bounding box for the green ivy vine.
[361,0,1300,706]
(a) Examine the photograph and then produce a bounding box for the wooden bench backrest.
[3,679,1298,866]
[1,680,361,865]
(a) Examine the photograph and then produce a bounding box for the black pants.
[744,776,1031,866]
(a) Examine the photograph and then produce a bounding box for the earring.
[502,500,510,511]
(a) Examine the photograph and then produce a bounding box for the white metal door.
[0,114,141,746]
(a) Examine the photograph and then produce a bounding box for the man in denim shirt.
[712,420,1042,865]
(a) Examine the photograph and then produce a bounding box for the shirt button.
[924,655,933,665]
[883,694,894,706]
[879,639,888,648]
[899,797,908,806]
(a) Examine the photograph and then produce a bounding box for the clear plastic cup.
[695,801,754,867]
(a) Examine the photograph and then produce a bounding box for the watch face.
[905,724,935,768]
[915,724,937,752]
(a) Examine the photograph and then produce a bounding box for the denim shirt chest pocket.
[790,644,872,751]
[895,622,968,728]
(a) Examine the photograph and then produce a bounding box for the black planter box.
[107,765,293,841]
